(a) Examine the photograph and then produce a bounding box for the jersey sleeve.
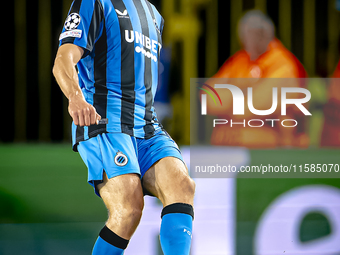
[149,4,164,35]
[59,0,103,57]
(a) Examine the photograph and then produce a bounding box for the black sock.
[99,225,129,250]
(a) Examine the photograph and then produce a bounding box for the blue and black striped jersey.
[59,0,164,150]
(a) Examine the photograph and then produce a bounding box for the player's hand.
[68,93,101,126]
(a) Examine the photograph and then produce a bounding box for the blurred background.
[1,0,340,254]
[5,0,340,145]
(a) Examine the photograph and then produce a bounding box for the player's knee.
[185,176,196,199]
[174,175,195,202]
[120,206,143,224]
[107,200,144,226]
[129,199,144,220]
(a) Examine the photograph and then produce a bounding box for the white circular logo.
[114,151,128,166]
[64,13,81,31]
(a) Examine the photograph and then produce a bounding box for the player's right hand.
[68,93,101,126]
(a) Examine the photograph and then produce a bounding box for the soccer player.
[52,0,195,254]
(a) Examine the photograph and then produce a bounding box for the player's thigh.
[142,156,195,207]
[97,172,144,239]
[98,172,144,212]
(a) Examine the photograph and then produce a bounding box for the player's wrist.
[68,90,85,102]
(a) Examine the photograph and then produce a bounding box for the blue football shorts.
[77,130,184,197]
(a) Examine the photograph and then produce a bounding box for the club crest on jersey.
[114,151,128,166]
[64,13,81,30]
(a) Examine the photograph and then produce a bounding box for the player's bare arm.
[53,44,101,127]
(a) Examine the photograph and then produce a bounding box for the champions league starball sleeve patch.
[59,13,82,40]
[64,13,81,30]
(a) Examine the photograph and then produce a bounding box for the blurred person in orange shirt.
[206,10,309,148]
[320,61,340,147]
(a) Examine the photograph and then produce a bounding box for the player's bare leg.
[143,157,195,255]
[92,172,144,255]
[143,157,195,206]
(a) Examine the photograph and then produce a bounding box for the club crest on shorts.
[114,151,128,166]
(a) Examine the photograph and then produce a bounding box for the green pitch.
[0,144,107,223]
